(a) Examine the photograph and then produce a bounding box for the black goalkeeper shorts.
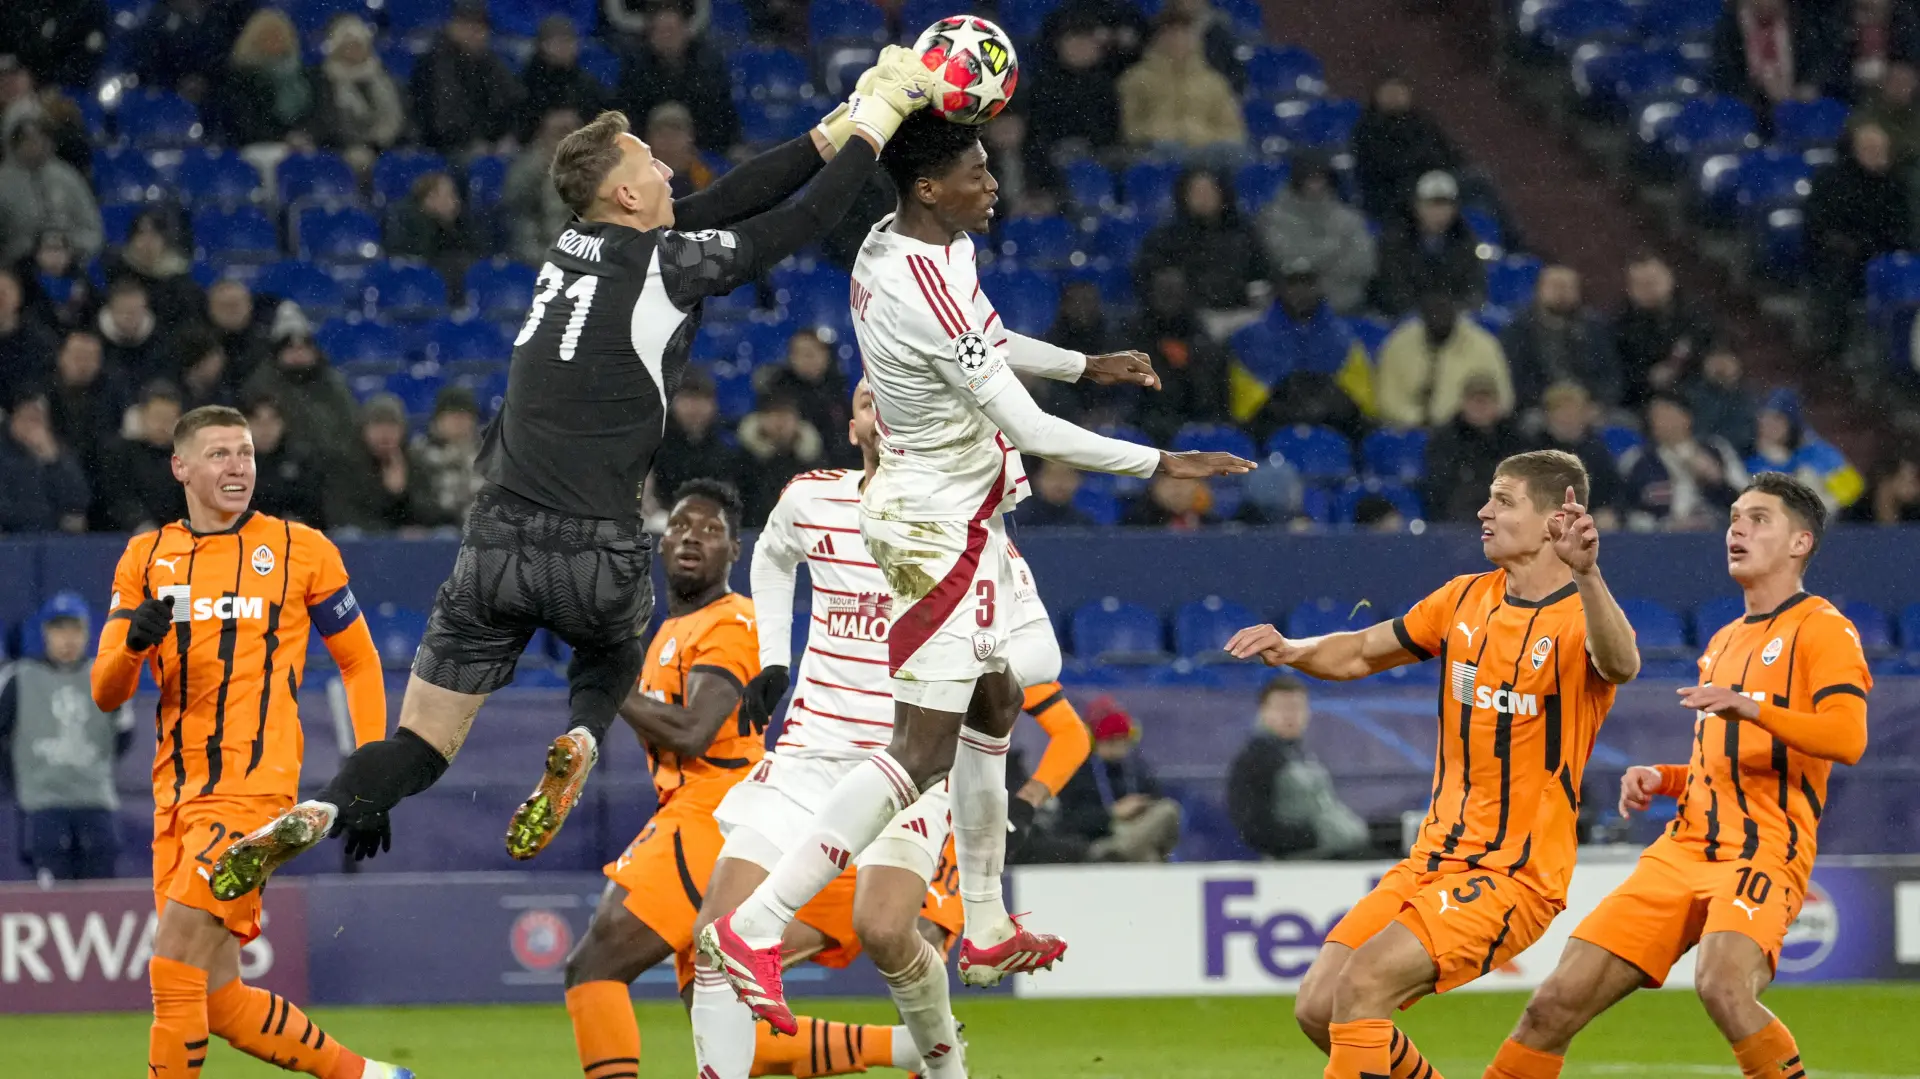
[412,486,654,695]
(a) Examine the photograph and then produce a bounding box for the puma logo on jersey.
[821,843,851,869]
[812,535,836,557]
[554,228,605,261]
[154,558,179,572]
[1436,889,1459,915]
[1731,898,1760,920]
[1456,622,1479,645]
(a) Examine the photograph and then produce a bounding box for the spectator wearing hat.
[1422,372,1527,522]
[98,380,187,532]
[103,208,204,338]
[0,390,88,533]
[616,1,740,154]
[1376,291,1513,429]
[1228,676,1369,860]
[1532,381,1624,527]
[244,393,325,525]
[1258,151,1376,315]
[1118,10,1247,158]
[520,15,606,143]
[1620,393,1747,531]
[1123,266,1234,442]
[1232,260,1371,444]
[413,385,486,524]
[0,592,135,881]
[310,13,407,172]
[650,366,743,502]
[241,304,361,464]
[647,103,714,199]
[0,119,102,266]
[1057,699,1183,862]
[1352,74,1462,227]
[1745,389,1864,513]
[1134,167,1269,310]
[506,107,584,265]
[325,392,450,532]
[204,279,273,381]
[1373,169,1485,317]
[1502,264,1621,410]
[45,331,127,482]
[1017,460,1097,527]
[739,394,825,527]
[410,0,524,156]
[0,267,58,406]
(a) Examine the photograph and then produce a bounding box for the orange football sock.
[750,1016,899,1076]
[1327,1018,1396,1079]
[1483,1038,1563,1079]
[1389,1026,1447,1079]
[1732,1020,1804,1079]
[206,978,364,1079]
[565,981,641,1079]
[149,956,211,1079]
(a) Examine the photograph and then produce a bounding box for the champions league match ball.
[913,15,1020,124]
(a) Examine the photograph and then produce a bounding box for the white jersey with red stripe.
[850,216,1029,524]
[752,468,899,760]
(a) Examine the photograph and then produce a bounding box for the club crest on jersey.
[955,331,990,374]
[1762,636,1784,665]
[827,592,893,643]
[251,543,275,576]
[1531,635,1553,670]
[658,637,678,665]
[971,631,994,661]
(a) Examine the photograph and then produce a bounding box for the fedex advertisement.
[1009,855,1908,998]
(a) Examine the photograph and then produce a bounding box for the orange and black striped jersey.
[639,592,762,809]
[1664,592,1869,885]
[92,511,385,808]
[1394,571,1619,902]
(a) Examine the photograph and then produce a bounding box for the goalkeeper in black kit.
[210,48,944,901]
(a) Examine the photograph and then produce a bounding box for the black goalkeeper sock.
[317,727,450,822]
[565,636,644,747]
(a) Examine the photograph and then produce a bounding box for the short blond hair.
[172,405,248,450]
[551,110,632,216]
[1495,449,1588,511]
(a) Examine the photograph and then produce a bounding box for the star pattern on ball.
[914,16,1020,124]
[955,331,990,370]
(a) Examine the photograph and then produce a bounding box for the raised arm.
[1548,486,1640,684]
[1225,619,1418,682]
[672,133,831,233]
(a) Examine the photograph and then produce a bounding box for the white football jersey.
[753,468,898,760]
[850,216,1029,523]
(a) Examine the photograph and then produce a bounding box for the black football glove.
[740,665,790,734]
[335,812,392,862]
[1007,795,1037,862]
[124,597,175,652]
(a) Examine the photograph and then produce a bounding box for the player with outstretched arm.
[1481,473,1868,1079]
[1226,450,1640,1079]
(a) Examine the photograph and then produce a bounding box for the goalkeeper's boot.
[505,727,598,860]
[956,915,1067,987]
[207,801,336,901]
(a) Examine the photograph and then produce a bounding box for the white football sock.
[951,727,1014,946]
[691,962,757,1079]
[889,1025,923,1070]
[880,938,964,1078]
[730,751,918,948]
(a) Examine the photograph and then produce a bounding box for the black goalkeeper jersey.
[477,134,876,521]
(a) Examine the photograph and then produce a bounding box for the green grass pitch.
[11,986,1920,1077]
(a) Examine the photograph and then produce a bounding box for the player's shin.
[879,938,965,1079]
[207,978,370,1079]
[149,956,211,1079]
[949,725,1014,947]
[1325,1019,1397,1079]
[1731,1020,1804,1079]
[565,981,641,1079]
[565,636,646,750]
[693,960,759,1079]
[729,753,917,948]
[1484,1039,1564,1079]
[317,727,451,821]
[749,1018,918,1077]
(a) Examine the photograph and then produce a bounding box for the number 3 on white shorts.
[514,262,600,360]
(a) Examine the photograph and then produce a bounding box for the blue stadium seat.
[1361,428,1428,481]
[420,316,509,364]
[191,205,279,261]
[1901,604,1920,663]
[1236,159,1290,215]
[384,365,448,417]
[464,260,536,320]
[1771,97,1848,151]
[1244,44,1324,99]
[1297,98,1361,148]
[1866,251,1920,322]
[1123,160,1181,221]
[385,0,454,36]
[371,149,448,206]
[734,319,794,367]
[1349,314,1395,358]
[1659,95,1758,158]
[1599,424,1643,459]
[711,359,758,419]
[1286,597,1367,639]
[1462,206,1503,252]
[296,204,382,262]
[254,259,347,317]
[176,148,262,205]
[452,365,511,417]
[363,603,427,667]
[1535,0,1637,53]
[1843,601,1893,658]
[1060,158,1117,212]
[1071,598,1166,663]
[1619,598,1688,659]
[1575,44,1695,113]
[1757,206,1805,282]
[997,215,1077,268]
[729,46,812,102]
[289,0,373,42]
[1071,483,1119,526]
[277,151,358,203]
[380,42,420,82]
[809,0,887,45]
[1173,596,1257,660]
[577,39,621,89]
[737,97,816,145]
[465,154,511,211]
[365,260,449,319]
[1639,0,1721,41]
[316,317,407,366]
[1172,423,1258,460]
[993,0,1053,42]
[488,0,596,38]
[119,92,203,148]
[1332,480,1422,524]
[774,263,850,337]
[1732,149,1813,226]
[1091,212,1151,265]
[1485,254,1543,312]
[91,149,162,204]
[978,264,1059,335]
[1266,425,1354,482]
[1692,595,1745,642]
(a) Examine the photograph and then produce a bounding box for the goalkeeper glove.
[844,45,936,148]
